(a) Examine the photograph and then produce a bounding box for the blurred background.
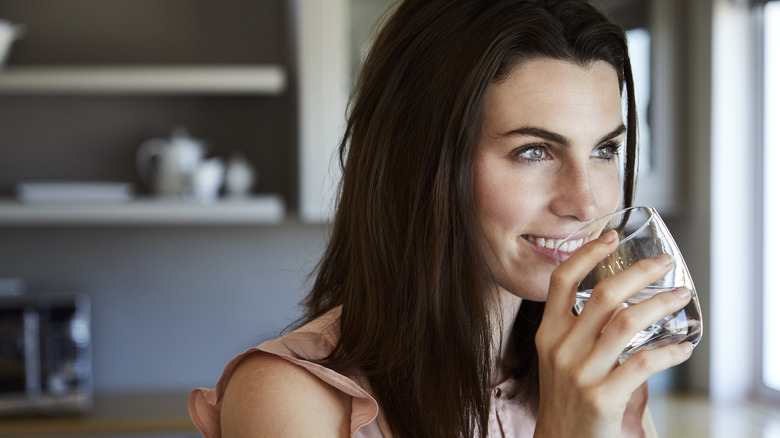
[0,0,777,436]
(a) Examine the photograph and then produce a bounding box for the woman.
[189,0,693,436]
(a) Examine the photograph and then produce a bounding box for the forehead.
[483,58,623,135]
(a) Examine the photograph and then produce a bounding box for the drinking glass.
[553,206,703,363]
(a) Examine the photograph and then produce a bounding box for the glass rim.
[553,205,658,259]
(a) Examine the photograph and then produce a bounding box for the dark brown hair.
[299,0,637,436]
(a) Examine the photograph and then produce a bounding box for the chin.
[514,268,555,302]
[521,291,549,303]
[492,260,555,302]
[503,279,551,302]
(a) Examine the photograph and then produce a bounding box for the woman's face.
[474,58,624,302]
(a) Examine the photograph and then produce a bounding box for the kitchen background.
[0,0,777,436]
[0,0,324,394]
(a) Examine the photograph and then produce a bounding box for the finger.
[572,254,674,342]
[545,230,619,319]
[588,287,692,369]
[605,341,693,396]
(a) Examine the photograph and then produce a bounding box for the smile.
[521,235,585,253]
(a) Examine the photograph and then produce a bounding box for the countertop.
[0,392,197,437]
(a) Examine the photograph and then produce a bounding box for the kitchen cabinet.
[0,63,289,225]
[0,0,350,225]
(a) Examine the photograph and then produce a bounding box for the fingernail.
[654,253,674,266]
[679,342,693,354]
[600,230,618,243]
[674,287,691,299]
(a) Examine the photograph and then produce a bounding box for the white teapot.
[136,127,206,197]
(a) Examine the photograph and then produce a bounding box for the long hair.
[299,0,638,436]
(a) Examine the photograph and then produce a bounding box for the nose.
[550,162,598,222]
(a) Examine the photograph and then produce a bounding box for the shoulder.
[221,351,352,437]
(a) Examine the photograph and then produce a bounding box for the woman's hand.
[533,230,693,438]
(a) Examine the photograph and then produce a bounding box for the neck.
[492,289,523,385]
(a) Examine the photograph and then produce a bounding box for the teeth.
[562,238,584,253]
[525,235,584,253]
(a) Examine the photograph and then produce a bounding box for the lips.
[522,234,585,253]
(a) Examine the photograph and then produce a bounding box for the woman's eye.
[591,144,620,160]
[517,145,548,160]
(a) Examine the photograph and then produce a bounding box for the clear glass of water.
[553,206,703,363]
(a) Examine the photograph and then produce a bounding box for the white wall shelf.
[0,196,285,226]
[0,65,286,95]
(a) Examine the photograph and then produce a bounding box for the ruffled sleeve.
[188,308,386,437]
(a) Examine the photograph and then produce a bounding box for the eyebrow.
[501,124,627,146]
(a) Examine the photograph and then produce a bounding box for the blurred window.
[626,27,651,174]
[762,0,780,395]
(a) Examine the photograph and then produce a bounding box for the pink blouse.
[188,307,653,437]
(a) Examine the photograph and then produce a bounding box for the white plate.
[15,182,135,203]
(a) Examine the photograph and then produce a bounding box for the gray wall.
[0,223,328,392]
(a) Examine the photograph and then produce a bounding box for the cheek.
[477,186,516,224]
[474,161,502,220]
[474,162,533,231]
[600,167,622,210]
[474,162,519,266]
